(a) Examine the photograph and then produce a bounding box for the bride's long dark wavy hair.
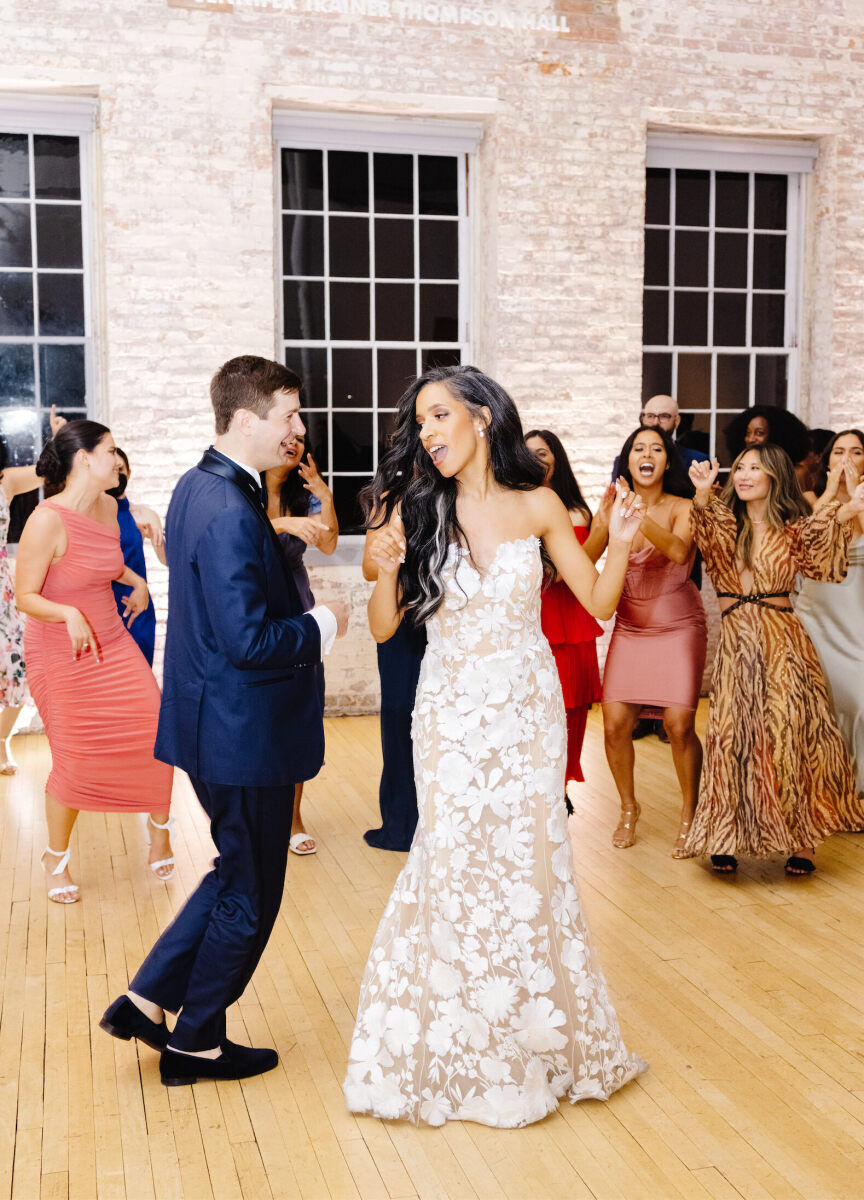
[360,365,545,628]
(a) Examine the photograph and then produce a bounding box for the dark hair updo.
[37,419,111,497]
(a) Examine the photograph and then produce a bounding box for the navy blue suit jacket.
[155,448,324,788]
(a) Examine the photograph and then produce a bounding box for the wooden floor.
[1,704,863,1200]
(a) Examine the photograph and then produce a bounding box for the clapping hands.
[608,478,645,543]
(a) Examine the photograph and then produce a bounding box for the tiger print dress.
[684,496,863,858]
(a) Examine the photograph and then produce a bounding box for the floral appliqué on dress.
[0,485,29,707]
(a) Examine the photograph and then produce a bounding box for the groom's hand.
[326,600,349,639]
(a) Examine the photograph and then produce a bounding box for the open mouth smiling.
[428,444,447,466]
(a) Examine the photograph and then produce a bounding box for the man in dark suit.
[101,356,347,1085]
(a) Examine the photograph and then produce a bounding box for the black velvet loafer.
[160,1039,279,1086]
[99,995,170,1051]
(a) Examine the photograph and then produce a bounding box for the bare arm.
[1,466,43,500]
[130,503,168,566]
[366,512,405,641]
[297,454,339,554]
[581,482,615,563]
[15,507,98,658]
[638,499,694,565]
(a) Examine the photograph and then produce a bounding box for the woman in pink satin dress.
[595,427,706,856]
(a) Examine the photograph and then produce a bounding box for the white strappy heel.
[41,846,80,904]
[147,815,176,880]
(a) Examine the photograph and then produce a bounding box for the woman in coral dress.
[684,447,864,876]
[15,421,174,903]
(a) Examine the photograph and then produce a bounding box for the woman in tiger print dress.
[684,445,864,876]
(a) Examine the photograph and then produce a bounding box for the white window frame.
[273,111,481,552]
[644,132,816,459]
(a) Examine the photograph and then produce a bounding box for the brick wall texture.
[4,0,863,711]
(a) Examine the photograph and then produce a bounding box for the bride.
[345,366,647,1127]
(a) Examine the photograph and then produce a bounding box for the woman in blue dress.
[107,448,165,666]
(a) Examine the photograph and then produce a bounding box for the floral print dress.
[0,483,29,707]
[344,536,645,1127]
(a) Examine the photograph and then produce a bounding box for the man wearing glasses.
[638,394,709,469]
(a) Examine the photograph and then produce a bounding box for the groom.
[101,355,347,1084]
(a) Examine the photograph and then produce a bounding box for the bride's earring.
[478,427,486,439]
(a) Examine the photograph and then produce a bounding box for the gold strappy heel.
[612,804,640,849]
[672,819,692,859]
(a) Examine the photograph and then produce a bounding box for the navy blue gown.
[112,496,157,666]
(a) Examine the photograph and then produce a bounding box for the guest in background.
[265,432,338,855]
[723,404,811,488]
[798,428,835,495]
[107,448,165,666]
[525,429,602,810]
[796,430,864,795]
[15,421,174,903]
[599,427,707,856]
[685,449,864,875]
[612,395,709,478]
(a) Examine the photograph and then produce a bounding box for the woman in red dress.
[525,430,602,810]
[16,421,174,903]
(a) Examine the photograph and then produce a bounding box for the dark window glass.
[331,347,372,407]
[715,172,749,228]
[642,289,668,345]
[754,174,787,230]
[377,408,398,459]
[676,353,711,409]
[419,220,458,280]
[752,294,785,346]
[714,232,748,289]
[716,354,750,409]
[673,292,707,345]
[38,273,85,336]
[374,153,413,214]
[643,228,668,286]
[33,136,80,200]
[753,234,786,290]
[713,292,747,346]
[418,156,458,216]
[329,216,369,278]
[378,348,417,406]
[35,204,83,269]
[283,279,325,340]
[332,474,369,535]
[39,343,86,407]
[332,411,373,472]
[303,409,329,471]
[641,352,672,403]
[0,407,38,464]
[284,346,327,410]
[675,169,709,227]
[330,281,370,341]
[0,203,32,267]
[715,410,743,468]
[645,168,669,225]
[0,344,35,405]
[281,149,324,211]
[0,134,29,198]
[674,230,708,286]
[754,355,788,406]
[40,406,84,441]
[328,150,368,213]
[375,218,414,279]
[422,347,461,372]
[420,284,458,342]
[282,214,324,276]
[376,283,414,341]
[0,272,34,335]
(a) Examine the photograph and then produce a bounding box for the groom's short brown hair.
[210,356,301,435]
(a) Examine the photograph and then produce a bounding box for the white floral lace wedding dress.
[344,537,646,1127]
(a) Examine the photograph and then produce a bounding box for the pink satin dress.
[602,544,707,711]
[24,501,173,813]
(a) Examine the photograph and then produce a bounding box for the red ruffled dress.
[541,525,602,783]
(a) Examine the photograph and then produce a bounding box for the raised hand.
[595,481,617,527]
[689,457,720,494]
[48,404,67,437]
[843,457,861,497]
[608,478,645,544]
[368,512,406,576]
[298,454,331,504]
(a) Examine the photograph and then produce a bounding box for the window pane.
[641,352,672,403]
[642,290,668,345]
[332,475,368,535]
[376,283,414,341]
[377,408,398,459]
[754,355,788,406]
[0,134,29,199]
[328,150,368,213]
[0,407,38,465]
[673,292,707,345]
[39,343,86,407]
[330,281,370,341]
[303,408,329,470]
[0,344,35,405]
[714,232,748,289]
[645,168,669,225]
[674,230,708,286]
[717,354,750,409]
[282,214,323,276]
[34,135,80,200]
[676,353,711,408]
[0,202,32,268]
[284,346,327,409]
[643,228,668,286]
[677,413,710,459]
[419,220,458,280]
[331,347,372,407]
[752,294,785,346]
[329,216,369,278]
[38,273,85,336]
[332,411,373,472]
[374,218,414,279]
[421,347,461,371]
[753,234,786,290]
[420,284,458,342]
[418,156,458,216]
[0,272,34,334]
[754,174,787,230]
[675,169,709,227]
[374,153,413,214]
[283,279,325,340]
[716,410,743,468]
[378,348,417,406]
[715,172,749,228]
[713,292,746,346]
[35,204,83,269]
[281,149,324,211]
[40,406,84,441]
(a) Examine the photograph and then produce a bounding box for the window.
[275,113,480,535]
[643,134,816,465]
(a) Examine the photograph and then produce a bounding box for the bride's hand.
[608,479,644,544]
[367,515,406,576]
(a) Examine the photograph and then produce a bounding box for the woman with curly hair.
[723,404,811,486]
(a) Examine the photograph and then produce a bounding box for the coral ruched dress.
[24,500,172,813]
